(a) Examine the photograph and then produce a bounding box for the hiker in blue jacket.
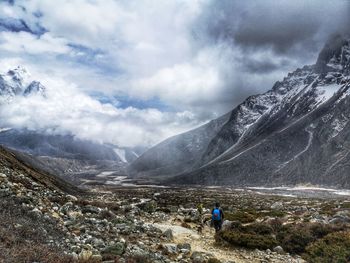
[211,202,224,232]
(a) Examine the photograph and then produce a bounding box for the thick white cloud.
[0,69,204,147]
[0,0,348,148]
[0,31,70,54]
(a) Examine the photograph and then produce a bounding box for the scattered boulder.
[177,243,191,251]
[163,228,174,241]
[162,243,178,255]
[271,202,284,210]
[191,251,211,263]
[177,243,191,254]
[78,249,93,260]
[66,194,78,202]
[273,246,284,254]
[330,211,350,224]
[102,242,125,256]
[82,205,100,214]
[138,200,157,213]
[221,220,234,231]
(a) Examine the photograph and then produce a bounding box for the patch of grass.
[276,223,348,254]
[217,222,277,250]
[225,211,257,223]
[259,210,286,218]
[219,231,278,250]
[304,232,350,263]
[340,202,350,209]
[277,225,314,254]
[217,218,349,255]
[320,203,336,216]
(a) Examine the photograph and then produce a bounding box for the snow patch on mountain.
[0,128,11,133]
[114,148,127,163]
[330,118,348,138]
[131,151,139,158]
[316,84,341,104]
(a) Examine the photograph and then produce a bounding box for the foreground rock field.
[1,160,350,262]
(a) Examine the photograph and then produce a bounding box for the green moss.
[225,211,257,223]
[304,232,350,263]
[320,203,336,216]
[340,202,350,209]
[220,231,278,250]
[245,223,274,235]
[276,223,348,254]
[277,225,314,254]
[259,210,286,218]
[219,220,349,255]
[217,222,277,250]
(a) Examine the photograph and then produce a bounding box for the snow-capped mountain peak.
[23,81,46,97]
[129,36,350,188]
[6,65,31,86]
[0,66,46,102]
[316,35,350,73]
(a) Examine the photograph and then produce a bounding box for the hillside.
[130,35,350,187]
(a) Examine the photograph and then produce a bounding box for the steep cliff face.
[131,36,350,187]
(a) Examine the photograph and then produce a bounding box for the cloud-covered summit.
[0,0,349,147]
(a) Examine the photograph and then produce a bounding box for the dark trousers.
[213,220,222,232]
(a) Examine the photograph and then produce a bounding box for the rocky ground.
[1,160,350,262]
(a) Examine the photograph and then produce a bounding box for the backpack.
[212,208,221,221]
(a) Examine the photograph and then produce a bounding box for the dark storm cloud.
[0,17,32,33]
[197,0,350,57]
[1,0,349,148]
[189,0,350,110]
[233,15,319,54]
[242,58,290,74]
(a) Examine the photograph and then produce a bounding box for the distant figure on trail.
[211,202,224,233]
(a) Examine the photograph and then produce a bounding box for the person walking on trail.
[211,202,224,233]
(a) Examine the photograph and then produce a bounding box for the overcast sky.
[0,0,349,147]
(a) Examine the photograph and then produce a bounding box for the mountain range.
[129,35,350,188]
[1,36,350,188]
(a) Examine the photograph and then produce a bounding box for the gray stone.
[177,243,191,251]
[221,220,234,231]
[330,216,350,224]
[190,251,212,263]
[271,202,284,210]
[163,243,178,255]
[125,244,149,259]
[102,242,125,256]
[66,194,78,202]
[82,205,100,214]
[273,246,284,254]
[163,228,174,241]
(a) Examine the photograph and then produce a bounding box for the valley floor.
[2,162,350,263]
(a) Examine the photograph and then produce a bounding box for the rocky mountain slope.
[0,145,81,195]
[130,35,350,187]
[3,142,350,262]
[128,112,230,178]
